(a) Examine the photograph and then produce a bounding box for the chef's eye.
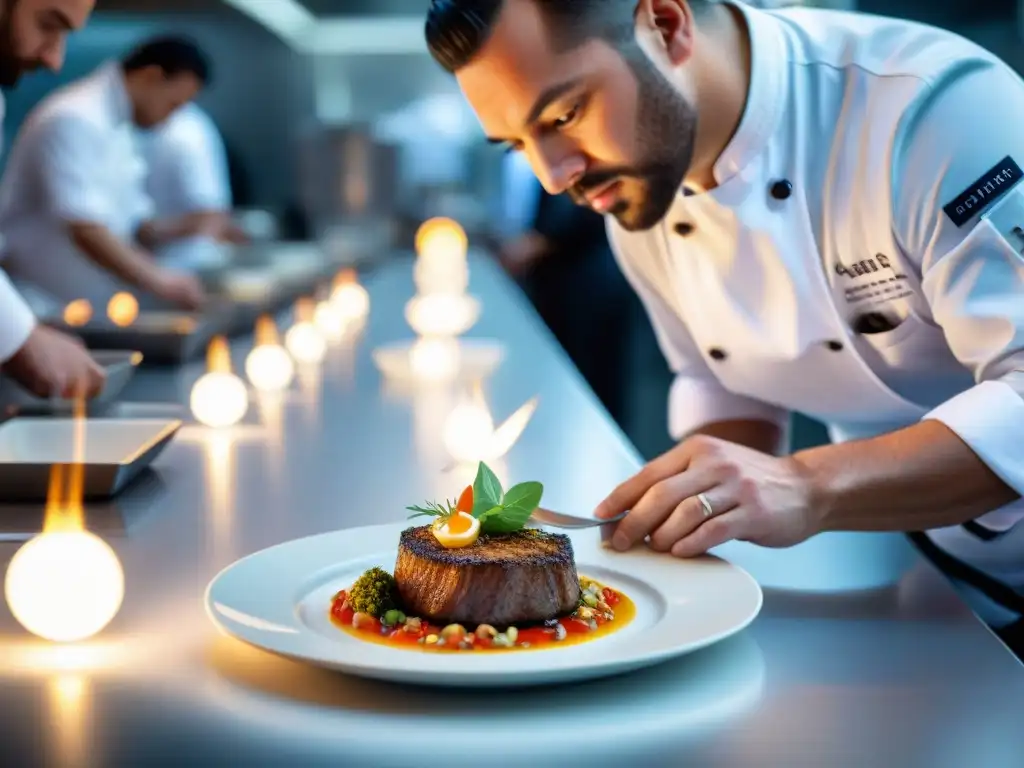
[553,104,580,129]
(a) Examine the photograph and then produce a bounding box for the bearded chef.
[0,0,107,400]
[426,0,1024,630]
[0,35,218,310]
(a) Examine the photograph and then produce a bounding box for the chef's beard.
[0,0,25,89]
[568,49,696,232]
[0,0,43,90]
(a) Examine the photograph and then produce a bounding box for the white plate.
[205,522,763,688]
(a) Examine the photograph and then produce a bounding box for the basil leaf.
[472,462,503,517]
[477,506,505,522]
[501,481,543,515]
[480,505,535,534]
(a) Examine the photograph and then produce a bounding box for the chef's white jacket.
[135,102,232,271]
[0,61,153,306]
[0,91,37,362]
[608,2,1024,614]
[139,102,231,218]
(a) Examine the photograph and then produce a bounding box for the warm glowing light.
[4,530,125,642]
[442,398,495,463]
[331,282,370,320]
[405,294,479,337]
[313,301,346,342]
[3,399,126,643]
[414,253,469,297]
[192,336,248,427]
[490,396,539,459]
[190,372,249,428]
[63,299,93,327]
[414,217,469,296]
[415,217,467,259]
[285,323,327,364]
[409,336,460,382]
[441,385,538,463]
[206,335,234,373]
[332,268,356,291]
[247,317,294,391]
[106,292,139,327]
[245,345,295,392]
[254,315,280,347]
[294,297,316,324]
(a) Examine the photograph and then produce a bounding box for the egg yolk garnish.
[431,512,480,549]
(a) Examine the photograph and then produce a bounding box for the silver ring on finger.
[697,492,716,519]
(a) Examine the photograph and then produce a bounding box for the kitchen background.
[3,0,1020,458]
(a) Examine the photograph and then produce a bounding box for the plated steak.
[394,526,580,628]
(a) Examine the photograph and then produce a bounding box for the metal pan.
[0,417,181,502]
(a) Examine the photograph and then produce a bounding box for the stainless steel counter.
[1,254,1023,768]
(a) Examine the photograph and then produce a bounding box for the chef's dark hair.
[121,36,212,85]
[425,0,710,73]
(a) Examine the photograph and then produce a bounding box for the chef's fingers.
[670,507,751,559]
[647,486,739,553]
[609,469,715,551]
[594,445,692,520]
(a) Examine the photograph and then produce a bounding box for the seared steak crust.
[394,526,580,628]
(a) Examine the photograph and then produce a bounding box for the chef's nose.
[41,38,66,73]
[532,144,587,196]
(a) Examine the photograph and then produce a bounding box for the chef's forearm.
[690,419,785,455]
[794,420,1019,532]
[68,222,162,292]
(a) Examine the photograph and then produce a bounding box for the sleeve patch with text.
[943,156,1024,227]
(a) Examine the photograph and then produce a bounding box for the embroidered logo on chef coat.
[943,156,1024,228]
[835,253,915,309]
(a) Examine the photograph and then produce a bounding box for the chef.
[137,101,246,271]
[0,35,216,311]
[427,0,1024,631]
[0,0,106,400]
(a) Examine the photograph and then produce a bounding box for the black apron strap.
[906,532,1024,617]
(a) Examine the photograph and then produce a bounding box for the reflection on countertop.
[202,631,766,767]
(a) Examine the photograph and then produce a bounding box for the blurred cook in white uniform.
[0,35,221,310]
[0,0,106,400]
[431,0,1024,625]
[138,101,246,271]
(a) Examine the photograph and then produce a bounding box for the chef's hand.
[182,212,249,244]
[2,325,106,399]
[152,268,206,311]
[593,436,821,557]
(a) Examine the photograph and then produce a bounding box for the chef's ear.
[634,0,697,67]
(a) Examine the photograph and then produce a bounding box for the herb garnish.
[406,461,543,535]
[406,498,460,523]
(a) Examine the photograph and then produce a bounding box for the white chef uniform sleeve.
[605,221,789,440]
[35,115,114,224]
[893,59,1024,495]
[0,268,36,362]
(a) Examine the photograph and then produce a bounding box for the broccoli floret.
[348,567,399,618]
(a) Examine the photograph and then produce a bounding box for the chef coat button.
[826,340,844,352]
[709,348,727,361]
[770,179,793,200]
[673,222,694,237]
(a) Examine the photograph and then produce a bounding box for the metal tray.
[0,350,143,416]
[0,417,181,502]
[46,306,225,365]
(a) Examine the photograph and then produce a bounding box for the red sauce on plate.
[329,578,635,653]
